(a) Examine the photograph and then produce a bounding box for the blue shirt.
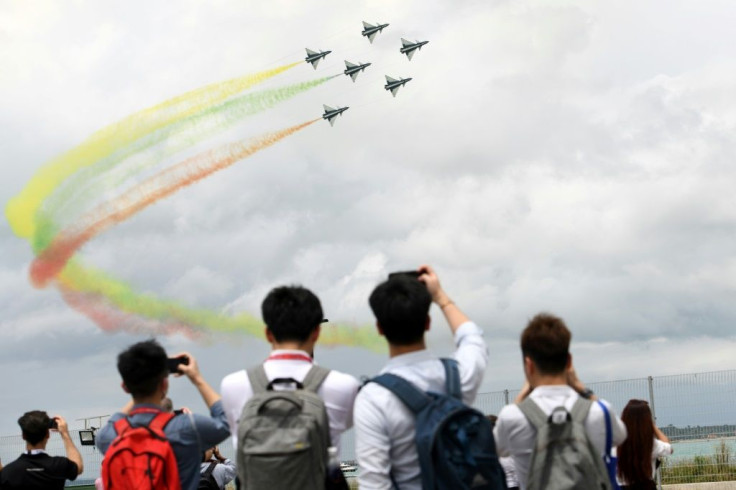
[96,401,230,490]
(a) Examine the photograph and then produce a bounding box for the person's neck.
[272,341,313,355]
[26,441,46,452]
[133,394,164,406]
[529,372,568,388]
[388,340,427,358]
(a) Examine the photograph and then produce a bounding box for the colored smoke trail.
[31,120,319,288]
[5,62,299,240]
[41,76,338,241]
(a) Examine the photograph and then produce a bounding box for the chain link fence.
[1,369,733,486]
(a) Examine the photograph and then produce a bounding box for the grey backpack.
[237,365,331,490]
[517,397,612,490]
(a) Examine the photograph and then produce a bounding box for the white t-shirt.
[494,385,628,490]
[615,438,673,485]
[220,350,360,453]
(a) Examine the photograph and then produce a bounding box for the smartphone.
[167,355,189,374]
[48,418,58,430]
[388,270,422,280]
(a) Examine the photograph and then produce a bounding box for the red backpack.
[101,408,181,489]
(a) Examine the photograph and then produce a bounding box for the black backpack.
[198,461,219,490]
[371,358,507,490]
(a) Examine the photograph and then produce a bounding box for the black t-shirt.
[0,453,78,490]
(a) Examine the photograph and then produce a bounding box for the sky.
[1,0,736,437]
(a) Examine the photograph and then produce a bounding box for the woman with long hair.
[616,399,673,489]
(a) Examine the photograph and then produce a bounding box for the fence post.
[504,389,509,405]
[648,375,663,490]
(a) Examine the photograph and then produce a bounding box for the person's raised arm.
[653,422,670,444]
[175,352,221,408]
[54,416,84,475]
[418,264,469,334]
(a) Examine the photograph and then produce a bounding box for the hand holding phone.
[388,270,423,280]
[167,355,189,374]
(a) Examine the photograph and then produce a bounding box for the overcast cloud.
[1,0,735,436]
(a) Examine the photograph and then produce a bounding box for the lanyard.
[266,353,313,363]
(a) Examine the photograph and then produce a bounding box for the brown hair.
[617,399,655,484]
[520,313,571,374]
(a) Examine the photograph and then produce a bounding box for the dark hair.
[617,399,655,484]
[117,339,168,398]
[369,276,431,345]
[18,411,51,445]
[520,313,571,374]
[261,286,323,343]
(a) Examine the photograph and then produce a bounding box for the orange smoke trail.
[31,119,319,288]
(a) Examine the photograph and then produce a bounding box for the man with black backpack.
[96,340,231,490]
[493,313,628,490]
[220,285,360,489]
[354,265,505,490]
[198,446,235,490]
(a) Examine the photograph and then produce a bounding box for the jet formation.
[306,21,428,124]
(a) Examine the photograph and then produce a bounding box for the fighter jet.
[343,60,372,82]
[384,75,412,97]
[322,104,349,126]
[362,21,389,43]
[305,48,331,69]
[400,38,429,61]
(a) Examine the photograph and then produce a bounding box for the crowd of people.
[0,265,673,490]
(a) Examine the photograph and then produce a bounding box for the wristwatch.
[579,388,595,399]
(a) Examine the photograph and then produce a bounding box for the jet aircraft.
[400,38,429,61]
[305,48,331,69]
[384,76,412,97]
[322,104,349,126]
[361,21,389,43]
[343,60,372,82]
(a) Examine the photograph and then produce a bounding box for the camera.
[388,270,422,280]
[48,418,58,430]
[167,355,189,374]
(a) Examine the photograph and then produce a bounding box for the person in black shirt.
[0,410,83,489]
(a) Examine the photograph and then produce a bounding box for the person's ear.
[523,356,534,378]
[265,327,275,344]
[121,382,131,394]
[376,322,385,336]
[425,315,431,332]
[161,377,169,397]
[311,325,321,342]
[566,353,572,370]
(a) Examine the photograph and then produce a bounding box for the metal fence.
[1,369,734,486]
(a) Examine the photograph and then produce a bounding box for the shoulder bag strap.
[440,358,462,400]
[301,365,331,393]
[246,364,270,394]
[570,397,593,423]
[371,373,430,414]
[203,460,218,479]
[517,397,548,430]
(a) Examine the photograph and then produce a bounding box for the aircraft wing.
[406,49,415,61]
[312,58,320,69]
[363,21,375,28]
[323,104,335,112]
[367,32,377,43]
[401,38,412,47]
[390,87,400,97]
[350,72,359,82]
[328,116,337,126]
[345,61,357,68]
[386,75,398,83]
[306,48,317,55]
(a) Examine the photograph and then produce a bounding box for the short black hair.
[521,313,571,374]
[18,410,51,445]
[117,339,168,398]
[369,276,431,345]
[261,285,323,343]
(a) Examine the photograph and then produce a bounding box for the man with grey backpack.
[220,285,360,489]
[494,313,628,490]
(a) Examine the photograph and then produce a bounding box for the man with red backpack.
[96,339,230,490]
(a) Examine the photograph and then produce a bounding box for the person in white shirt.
[493,313,627,490]
[199,446,236,489]
[616,399,673,489]
[354,265,489,490]
[220,285,360,454]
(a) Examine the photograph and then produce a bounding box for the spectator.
[488,415,520,490]
[616,399,673,489]
[199,446,236,489]
[494,313,627,489]
[0,411,83,489]
[354,265,488,489]
[161,396,190,415]
[220,285,360,452]
[96,339,230,490]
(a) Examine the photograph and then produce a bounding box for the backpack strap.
[371,373,430,414]
[301,365,331,393]
[517,397,548,430]
[113,417,131,436]
[570,397,593,423]
[247,365,271,394]
[203,460,218,479]
[147,412,175,437]
[440,358,461,400]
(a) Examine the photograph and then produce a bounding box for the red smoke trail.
[31,119,318,288]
